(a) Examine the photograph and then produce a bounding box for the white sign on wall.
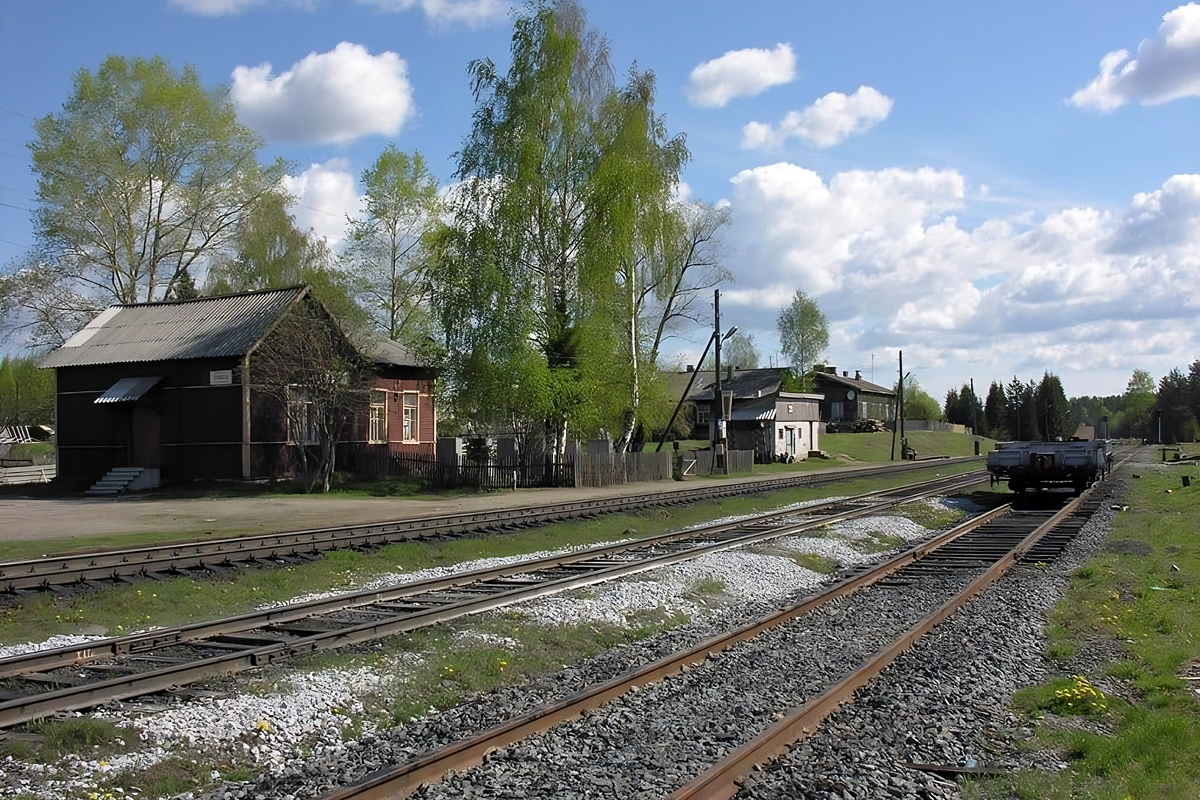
[209,370,233,386]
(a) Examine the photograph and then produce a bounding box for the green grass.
[820,430,995,463]
[968,454,1200,800]
[663,430,990,476]
[890,499,969,529]
[790,553,841,574]
[0,717,138,763]
[0,442,55,464]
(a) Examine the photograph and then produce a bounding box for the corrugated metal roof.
[368,338,423,368]
[95,376,162,404]
[731,406,776,421]
[41,287,305,368]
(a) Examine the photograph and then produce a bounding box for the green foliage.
[1034,371,1072,440]
[703,331,758,371]
[1006,376,1038,440]
[1157,367,1199,444]
[343,145,441,345]
[944,382,983,431]
[1124,369,1158,440]
[434,1,709,454]
[23,54,283,344]
[898,375,942,422]
[777,290,829,377]
[984,380,1009,439]
[0,356,54,426]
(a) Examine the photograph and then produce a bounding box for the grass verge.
[967,450,1200,800]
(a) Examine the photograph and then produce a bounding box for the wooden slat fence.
[574,450,672,488]
[688,449,754,476]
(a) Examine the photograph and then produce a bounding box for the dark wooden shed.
[41,286,435,489]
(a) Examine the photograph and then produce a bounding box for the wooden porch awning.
[94,376,162,404]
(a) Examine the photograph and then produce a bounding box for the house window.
[287,385,319,444]
[402,393,419,442]
[778,428,784,440]
[369,389,387,443]
[695,403,711,425]
[830,401,844,420]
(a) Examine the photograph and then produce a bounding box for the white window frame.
[368,389,387,444]
[402,392,419,443]
[287,385,319,445]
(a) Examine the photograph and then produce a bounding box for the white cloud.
[170,0,506,24]
[282,160,362,247]
[685,43,796,108]
[354,0,509,27]
[168,0,266,13]
[232,43,415,144]
[721,164,1200,397]
[742,86,893,149]
[1071,3,1200,111]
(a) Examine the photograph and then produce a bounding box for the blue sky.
[2,0,1199,402]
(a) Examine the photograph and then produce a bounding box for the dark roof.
[42,287,306,368]
[811,369,894,397]
[367,338,424,368]
[668,368,792,401]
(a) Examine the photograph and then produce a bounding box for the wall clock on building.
[846,389,856,399]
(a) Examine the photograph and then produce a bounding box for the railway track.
[312,480,1106,800]
[0,458,979,593]
[0,470,987,730]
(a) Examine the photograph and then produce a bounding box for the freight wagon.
[986,439,1113,495]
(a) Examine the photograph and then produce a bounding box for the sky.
[1,0,1199,403]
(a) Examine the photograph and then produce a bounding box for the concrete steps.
[85,467,158,496]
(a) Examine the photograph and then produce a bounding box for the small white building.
[669,367,823,462]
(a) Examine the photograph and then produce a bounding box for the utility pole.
[898,349,905,451]
[713,289,725,473]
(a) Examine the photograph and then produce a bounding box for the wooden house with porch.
[41,286,434,492]
[810,365,896,429]
[669,367,823,462]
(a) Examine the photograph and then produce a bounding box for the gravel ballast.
[0,489,1124,800]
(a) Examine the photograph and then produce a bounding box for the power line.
[0,201,31,212]
[295,202,350,219]
[0,237,31,249]
[0,106,37,121]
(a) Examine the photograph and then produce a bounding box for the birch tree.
[343,146,440,344]
[29,55,284,308]
[443,0,613,457]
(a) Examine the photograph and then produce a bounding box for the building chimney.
[726,365,734,381]
[826,366,837,374]
[854,370,861,380]
[842,371,848,377]
[686,365,694,372]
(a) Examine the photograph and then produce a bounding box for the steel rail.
[664,492,1095,799]
[0,470,985,680]
[313,502,1022,800]
[314,481,1109,800]
[0,472,988,729]
[0,458,980,592]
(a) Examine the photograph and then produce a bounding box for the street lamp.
[655,323,738,453]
